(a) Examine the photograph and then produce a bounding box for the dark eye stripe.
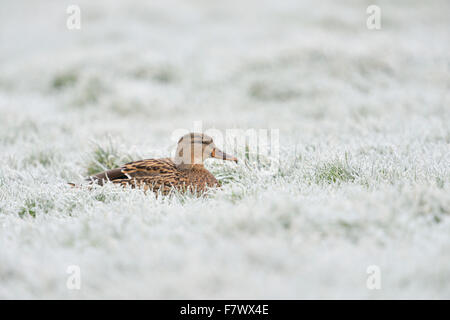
[190,139,211,145]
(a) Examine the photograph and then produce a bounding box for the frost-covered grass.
[0,0,449,299]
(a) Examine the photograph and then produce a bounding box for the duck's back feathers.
[121,158,177,178]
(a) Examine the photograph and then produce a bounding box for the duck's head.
[174,132,238,169]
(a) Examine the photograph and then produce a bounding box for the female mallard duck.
[88,133,238,194]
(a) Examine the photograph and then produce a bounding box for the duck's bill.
[212,148,238,163]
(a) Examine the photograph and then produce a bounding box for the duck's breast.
[187,168,219,190]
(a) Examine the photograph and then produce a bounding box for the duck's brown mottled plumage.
[86,133,237,195]
[90,158,219,194]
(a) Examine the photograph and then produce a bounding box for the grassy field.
[0,0,449,299]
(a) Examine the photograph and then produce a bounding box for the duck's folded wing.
[121,158,177,178]
[89,158,178,185]
[88,168,128,185]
